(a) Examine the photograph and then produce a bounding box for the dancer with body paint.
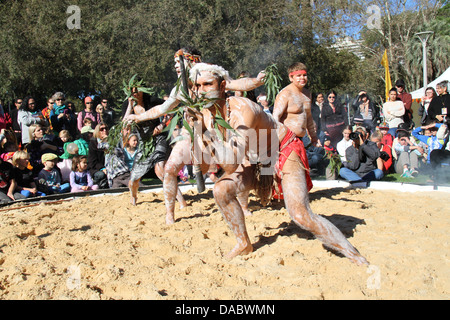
[271,62,321,199]
[124,48,266,223]
[186,63,369,265]
[123,86,187,207]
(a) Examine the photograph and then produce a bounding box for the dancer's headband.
[174,49,202,63]
[289,70,307,77]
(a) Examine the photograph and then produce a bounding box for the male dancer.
[124,48,266,223]
[271,62,320,198]
[187,62,369,265]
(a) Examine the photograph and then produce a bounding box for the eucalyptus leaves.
[263,64,283,106]
[122,74,155,101]
[162,79,233,144]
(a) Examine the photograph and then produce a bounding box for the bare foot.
[243,209,252,217]
[130,197,137,206]
[224,243,253,260]
[165,213,175,225]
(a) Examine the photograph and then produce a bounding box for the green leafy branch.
[263,64,283,106]
[162,79,234,144]
[122,74,155,101]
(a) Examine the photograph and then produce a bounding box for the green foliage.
[263,64,283,106]
[0,0,446,109]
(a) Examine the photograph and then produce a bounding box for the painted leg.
[155,161,187,209]
[237,189,251,216]
[129,179,140,206]
[163,139,191,225]
[214,174,253,260]
[282,152,369,266]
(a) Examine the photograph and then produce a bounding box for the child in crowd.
[37,153,70,194]
[12,150,46,198]
[124,133,138,170]
[58,130,75,182]
[70,155,98,192]
[412,122,444,164]
[0,155,26,203]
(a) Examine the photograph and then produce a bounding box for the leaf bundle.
[263,64,283,106]
[122,74,155,101]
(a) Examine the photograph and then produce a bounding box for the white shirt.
[337,138,353,162]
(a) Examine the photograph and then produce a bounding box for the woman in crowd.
[383,88,405,138]
[26,124,62,176]
[18,96,47,146]
[418,87,437,126]
[321,90,348,148]
[87,122,109,189]
[49,92,77,139]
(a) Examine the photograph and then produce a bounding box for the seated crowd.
[0,80,449,204]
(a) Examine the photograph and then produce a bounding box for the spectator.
[303,133,327,176]
[96,103,114,128]
[427,81,449,123]
[382,88,405,138]
[49,92,77,139]
[36,153,70,195]
[353,93,377,131]
[106,131,141,188]
[77,96,100,132]
[74,126,94,156]
[321,90,347,148]
[256,93,271,114]
[393,130,423,178]
[429,119,449,179]
[70,155,99,192]
[87,122,109,189]
[10,98,23,145]
[339,127,384,187]
[0,155,26,203]
[66,100,76,113]
[0,101,12,131]
[412,122,444,164]
[41,98,55,132]
[100,98,115,125]
[57,130,75,183]
[378,122,394,148]
[395,79,413,128]
[26,124,62,176]
[12,150,46,198]
[336,125,353,162]
[418,87,437,125]
[371,130,392,174]
[18,96,47,146]
[312,93,324,134]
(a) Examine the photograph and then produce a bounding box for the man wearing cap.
[78,96,100,132]
[395,79,413,128]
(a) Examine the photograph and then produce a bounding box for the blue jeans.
[21,190,47,198]
[49,183,71,194]
[339,167,384,182]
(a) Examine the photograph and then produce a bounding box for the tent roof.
[410,67,450,99]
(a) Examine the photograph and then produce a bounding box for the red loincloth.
[273,130,313,200]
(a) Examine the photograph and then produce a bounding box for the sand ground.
[0,184,448,300]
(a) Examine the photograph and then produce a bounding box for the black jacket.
[344,140,380,177]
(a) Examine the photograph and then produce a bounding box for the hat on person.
[84,96,93,103]
[41,153,58,163]
[395,79,405,88]
[80,126,94,134]
[378,122,389,129]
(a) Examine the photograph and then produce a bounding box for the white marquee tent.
[410,67,450,99]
